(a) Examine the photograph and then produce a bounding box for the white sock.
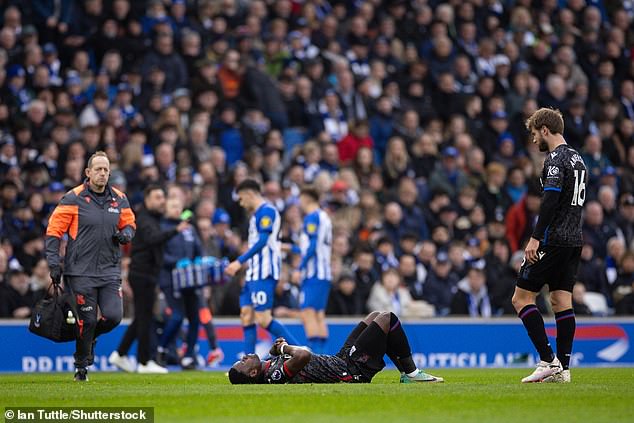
[406,369,420,378]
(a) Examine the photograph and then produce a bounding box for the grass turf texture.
[1,369,633,422]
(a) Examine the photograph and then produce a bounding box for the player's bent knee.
[364,311,381,321]
[511,294,528,312]
[550,291,572,311]
[372,312,391,332]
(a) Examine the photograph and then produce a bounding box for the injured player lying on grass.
[228,311,444,384]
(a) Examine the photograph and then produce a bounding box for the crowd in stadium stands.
[1,0,634,321]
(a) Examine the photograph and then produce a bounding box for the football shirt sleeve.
[256,207,276,234]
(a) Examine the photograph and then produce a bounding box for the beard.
[538,136,549,152]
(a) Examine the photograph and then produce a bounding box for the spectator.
[28,257,50,294]
[479,110,510,160]
[563,98,592,151]
[396,177,429,241]
[14,231,44,275]
[393,109,423,147]
[382,202,404,249]
[367,268,434,318]
[606,237,626,288]
[505,178,541,252]
[382,136,414,188]
[424,251,459,316]
[369,96,394,163]
[399,253,426,301]
[316,89,348,142]
[140,32,188,94]
[582,134,612,192]
[614,252,634,311]
[477,162,512,222]
[351,245,379,312]
[0,268,40,318]
[485,239,516,315]
[572,282,593,316]
[335,68,367,122]
[327,273,364,316]
[212,103,244,167]
[337,120,373,165]
[582,201,618,259]
[374,236,399,274]
[450,262,492,317]
[428,146,468,197]
[577,243,610,301]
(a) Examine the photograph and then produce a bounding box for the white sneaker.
[137,360,168,374]
[108,351,135,373]
[180,356,196,370]
[521,358,563,383]
[543,369,571,383]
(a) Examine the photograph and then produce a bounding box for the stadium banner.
[1,318,634,372]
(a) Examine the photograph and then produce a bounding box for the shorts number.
[571,169,586,207]
[251,291,267,305]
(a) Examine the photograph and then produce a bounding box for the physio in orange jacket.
[45,151,136,382]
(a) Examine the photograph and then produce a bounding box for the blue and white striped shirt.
[299,209,332,281]
[244,203,282,282]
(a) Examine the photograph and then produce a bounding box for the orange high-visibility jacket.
[45,181,136,278]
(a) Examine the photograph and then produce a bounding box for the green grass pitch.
[2,369,634,422]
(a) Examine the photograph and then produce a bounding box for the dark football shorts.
[336,322,387,383]
[516,245,582,293]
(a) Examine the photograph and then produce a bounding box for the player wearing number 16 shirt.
[224,180,299,355]
[512,108,588,384]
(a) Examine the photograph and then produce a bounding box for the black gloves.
[50,267,62,285]
[113,230,132,245]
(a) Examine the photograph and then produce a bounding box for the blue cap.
[601,166,617,177]
[288,30,303,40]
[498,132,515,146]
[48,181,65,192]
[212,208,231,225]
[117,82,132,92]
[0,133,15,146]
[468,258,486,271]
[442,146,459,158]
[43,43,57,54]
[516,61,530,72]
[436,251,449,263]
[491,110,508,120]
[65,71,81,86]
[7,64,25,78]
[467,237,481,247]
